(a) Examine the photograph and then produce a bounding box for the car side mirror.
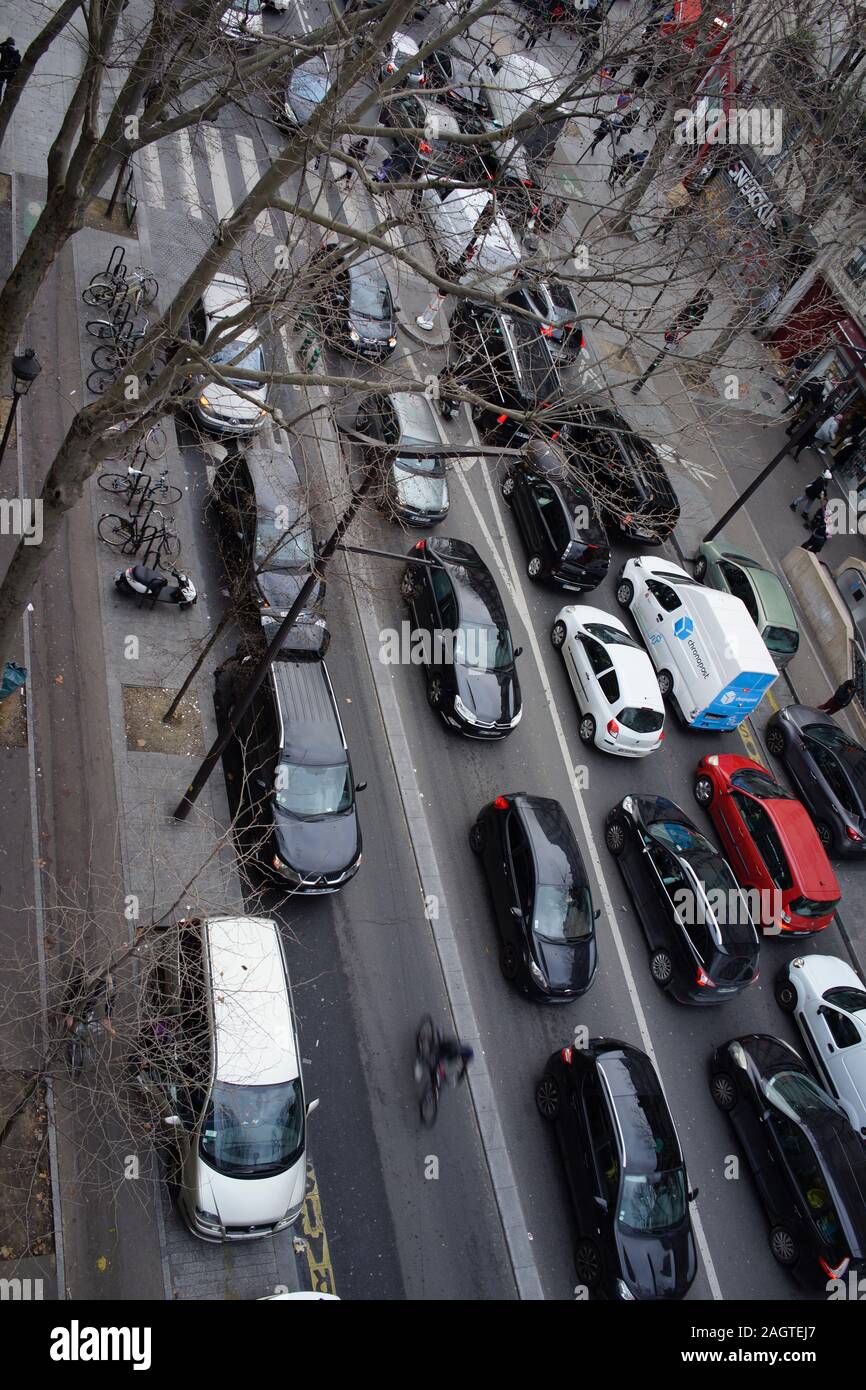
[392,303,401,313]
[688,1186,699,1203]
[511,906,522,919]
[594,909,601,921]
[355,780,368,793]
[513,646,523,658]
[306,1098,320,1117]
[163,1115,181,1128]
[593,1195,607,1211]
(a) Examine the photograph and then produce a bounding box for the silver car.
[777,954,866,1140]
[356,390,449,525]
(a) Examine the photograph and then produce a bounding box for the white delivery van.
[418,186,521,293]
[483,53,570,162]
[615,555,778,730]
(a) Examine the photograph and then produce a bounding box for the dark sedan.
[470,793,599,999]
[765,705,866,857]
[279,56,332,127]
[536,1038,698,1300]
[709,1034,866,1290]
[604,793,760,1004]
[400,536,523,738]
[425,47,492,116]
[559,405,680,545]
[500,456,609,589]
[379,93,471,187]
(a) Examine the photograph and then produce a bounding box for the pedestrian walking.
[0,37,20,98]
[335,134,369,186]
[801,506,829,554]
[608,148,647,188]
[616,106,641,143]
[587,113,620,156]
[790,468,832,522]
[817,679,857,715]
[783,376,824,424]
[652,182,693,243]
[790,415,825,460]
[813,412,841,454]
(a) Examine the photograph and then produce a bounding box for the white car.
[777,954,866,1139]
[380,32,424,87]
[220,0,264,41]
[550,605,665,756]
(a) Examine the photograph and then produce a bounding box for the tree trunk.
[688,303,754,382]
[0,185,85,363]
[608,98,678,235]
[0,0,82,151]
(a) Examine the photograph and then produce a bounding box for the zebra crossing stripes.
[201,127,237,224]
[173,130,204,220]
[235,133,278,238]
[136,141,166,210]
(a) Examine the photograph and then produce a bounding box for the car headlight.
[728,1041,748,1070]
[454,694,477,724]
[616,1279,636,1301]
[621,795,635,815]
[388,336,397,347]
[510,706,523,726]
[528,957,549,991]
[199,394,210,408]
[349,328,360,343]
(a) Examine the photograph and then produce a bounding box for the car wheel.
[694,775,714,807]
[499,942,520,981]
[814,820,834,851]
[501,473,515,502]
[551,620,567,649]
[579,714,597,745]
[527,554,544,581]
[468,822,484,855]
[649,949,674,988]
[400,569,419,603]
[427,676,444,710]
[605,817,627,856]
[710,1071,737,1111]
[573,1239,603,1291]
[774,973,797,1013]
[769,1226,799,1268]
[657,669,674,698]
[765,724,785,757]
[535,1074,560,1120]
[693,554,708,581]
[615,578,634,607]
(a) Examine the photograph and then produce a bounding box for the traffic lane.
[266,570,518,1302]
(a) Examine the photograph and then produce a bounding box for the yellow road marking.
[301,1161,337,1296]
[737,718,765,768]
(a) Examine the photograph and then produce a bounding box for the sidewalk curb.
[400,315,448,349]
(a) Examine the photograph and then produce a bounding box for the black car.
[500,455,609,589]
[536,1038,698,1300]
[425,47,492,117]
[355,391,449,525]
[379,93,471,186]
[401,536,523,738]
[443,299,562,435]
[604,793,760,1003]
[765,705,866,857]
[222,626,366,892]
[314,244,397,360]
[709,1034,866,1289]
[559,405,680,545]
[507,278,582,362]
[470,793,599,999]
[205,451,324,625]
[279,56,332,127]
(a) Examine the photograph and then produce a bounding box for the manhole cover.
[122,685,205,754]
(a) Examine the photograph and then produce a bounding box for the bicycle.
[98,502,181,568]
[82,266,158,309]
[87,348,165,397]
[97,466,182,507]
[414,1015,441,1125]
[107,421,168,462]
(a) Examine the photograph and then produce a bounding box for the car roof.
[597,1049,683,1170]
[271,659,346,765]
[204,274,249,320]
[246,451,301,508]
[747,795,841,899]
[430,537,509,626]
[205,917,299,1087]
[391,391,439,443]
[513,794,587,892]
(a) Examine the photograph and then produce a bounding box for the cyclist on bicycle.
[433,1036,473,1087]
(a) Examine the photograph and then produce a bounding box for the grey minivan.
[356,391,450,525]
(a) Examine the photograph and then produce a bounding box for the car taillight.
[414,539,426,551]
[494,795,509,810]
[496,413,508,424]
[846,825,862,841]
[540,325,554,337]
[696,966,716,989]
[607,719,619,738]
[386,63,395,72]
[419,76,426,86]
[522,179,534,187]
[550,430,560,441]
[582,544,598,555]
[560,1047,573,1065]
[820,1255,850,1279]
[419,140,432,153]
[658,730,665,742]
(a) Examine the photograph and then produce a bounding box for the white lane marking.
[203,127,237,223]
[235,132,276,236]
[296,2,310,32]
[279,324,302,391]
[136,141,166,209]
[173,129,204,219]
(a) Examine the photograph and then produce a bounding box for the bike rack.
[102,244,127,282]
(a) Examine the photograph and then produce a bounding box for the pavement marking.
[173,130,204,219]
[203,126,237,224]
[235,132,276,237]
[300,1162,337,1296]
[136,140,166,209]
[765,686,780,714]
[738,716,767,768]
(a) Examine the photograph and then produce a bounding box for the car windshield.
[618,706,664,733]
[211,340,264,386]
[350,272,392,320]
[395,451,444,476]
[584,622,639,648]
[533,882,593,943]
[454,622,514,671]
[792,894,841,918]
[618,1168,687,1235]
[200,1079,303,1177]
[255,515,314,570]
[766,1068,841,1123]
[291,72,328,103]
[228,0,261,12]
[275,761,353,817]
[730,768,790,799]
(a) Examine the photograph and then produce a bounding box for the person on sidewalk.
[813,412,841,455]
[335,134,369,187]
[817,679,857,715]
[630,289,712,393]
[790,469,831,521]
[790,413,828,460]
[587,113,621,155]
[615,106,641,145]
[608,148,647,188]
[783,377,825,426]
[801,506,829,554]
[0,37,21,98]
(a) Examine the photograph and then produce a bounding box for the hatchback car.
[380,31,424,87]
[605,793,760,1002]
[425,47,492,116]
[694,540,799,670]
[507,278,583,363]
[400,536,523,738]
[280,56,332,127]
[470,793,599,999]
[709,1033,866,1288]
[560,406,679,544]
[765,705,866,857]
[356,392,449,525]
[552,608,665,756]
[776,955,866,1139]
[380,93,469,186]
[320,248,397,360]
[206,451,324,623]
[694,753,841,933]
[189,273,268,437]
[536,1038,698,1300]
[501,460,608,589]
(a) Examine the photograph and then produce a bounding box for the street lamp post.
[0,349,42,472]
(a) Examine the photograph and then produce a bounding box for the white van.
[483,52,570,161]
[418,186,521,292]
[615,555,778,730]
[137,915,318,1242]
[190,272,268,436]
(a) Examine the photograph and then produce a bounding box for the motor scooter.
[114,564,197,609]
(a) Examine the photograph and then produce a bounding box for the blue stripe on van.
[692,671,776,730]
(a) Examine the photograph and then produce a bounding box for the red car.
[693,754,841,934]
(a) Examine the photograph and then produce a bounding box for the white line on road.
[202,127,237,224]
[173,130,204,219]
[136,141,166,210]
[235,132,276,237]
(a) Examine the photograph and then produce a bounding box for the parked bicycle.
[98,501,180,569]
[107,420,168,462]
[82,266,158,310]
[97,465,182,508]
[413,1015,473,1126]
[88,345,165,397]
